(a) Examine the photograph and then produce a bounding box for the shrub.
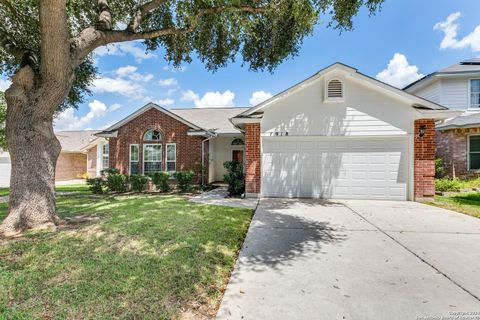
[173,171,194,192]
[86,177,105,194]
[435,158,444,178]
[102,168,120,176]
[223,161,245,196]
[106,173,128,193]
[151,171,171,192]
[130,174,147,192]
[435,178,461,192]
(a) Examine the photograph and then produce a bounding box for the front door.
[232,150,244,163]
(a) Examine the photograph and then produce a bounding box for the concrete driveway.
[217,199,480,320]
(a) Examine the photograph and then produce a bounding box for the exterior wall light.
[418,125,426,138]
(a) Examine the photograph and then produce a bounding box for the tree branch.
[39,0,71,80]
[73,4,270,65]
[97,0,112,30]
[127,0,168,33]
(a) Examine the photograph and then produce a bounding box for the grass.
[428,192,480,219]
[0,183,90,197]
[0,192,253,319]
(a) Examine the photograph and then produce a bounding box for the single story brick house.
[95,63,460,200]
[404,58,480,178]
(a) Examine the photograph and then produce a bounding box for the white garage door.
[262,137,409,200]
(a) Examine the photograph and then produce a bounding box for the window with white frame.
[130,144,139,174]
[102,144,109,169]
[143,129,162,141]
[469,135,480,170]
[166,143,176,173]
[471,79,480,109]
[143,144,162,174]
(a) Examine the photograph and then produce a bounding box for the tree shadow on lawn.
[0,195,253,319]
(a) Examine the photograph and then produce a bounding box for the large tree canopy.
[1,0,383,109]
[0,0,384,235]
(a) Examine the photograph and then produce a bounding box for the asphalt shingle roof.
[438,58,480,73]
[437,112,480,130]
[55,130,100,152]
[170,107,249,134]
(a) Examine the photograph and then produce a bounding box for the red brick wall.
[108,107,206,181]
[245,123,261,195]
[436,128,480,178]
[414,119,435,198]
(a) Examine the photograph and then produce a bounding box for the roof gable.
[235,63,446,119]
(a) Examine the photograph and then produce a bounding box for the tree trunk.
[0,68,65,236]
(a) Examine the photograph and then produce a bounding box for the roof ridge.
[170,107,249,110]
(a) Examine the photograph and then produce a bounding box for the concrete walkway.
[217,199,480,320]
[191,187,258,209]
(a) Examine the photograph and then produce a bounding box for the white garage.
[231,63,459,200]
[0,150,10,187]
[261,136,409,200]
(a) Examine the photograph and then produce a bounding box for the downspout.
[201,131,217,185]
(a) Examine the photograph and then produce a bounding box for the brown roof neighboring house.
[56,130,100,152]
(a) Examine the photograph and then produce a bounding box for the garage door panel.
[262,137,409,200]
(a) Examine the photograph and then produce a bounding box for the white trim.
[166,143,176,173]
[468,78,480,109]
[467,134,480,171]
[129,144,140,174]
[143,144,162,174]
[101,143,109,169]
[234,63,447,119]
[100,103,204,133]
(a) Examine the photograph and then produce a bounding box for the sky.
[1,0,480,131]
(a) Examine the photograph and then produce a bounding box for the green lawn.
[429,192,480,219]
[0,193,253,319]
[0,184,90,197]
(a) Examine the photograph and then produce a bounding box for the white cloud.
[155,98,175,106]
[434,12,480,52]
[94,41,157,63]
[249,90,272,106]
[163,65,187,73]
[55,100,113,130]
[158,78,178,86]
[115,65,138,77]
[0,79,12,91]
[181,89,200,102]
[110,103,122,111]
[182,90,235,108]
[90,77,144,98]
[90,66,154,98]
[376,53,424,88]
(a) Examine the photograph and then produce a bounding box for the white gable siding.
[415,81,441,104]
[261,76,415,137]
[440,78,469,110]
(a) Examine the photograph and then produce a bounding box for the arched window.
[231,138,245,146]
[143,129,162,141]
[326,79,343,100]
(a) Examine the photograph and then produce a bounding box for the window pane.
[471,79,480,92]
[144,145,162,161]
[470,136,480,152]
[103,156,109,169]
[471,93,480,107]
[144,162,162,174]
[167,145,176,161]
[130,145,139,161]
[144,130,162,141]
[102,144,109,155]
[130,162,139,174]
[470,153,480,170]
[167,162,176,172]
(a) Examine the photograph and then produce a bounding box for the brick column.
[245,123,261,197]
[414,119,435,200]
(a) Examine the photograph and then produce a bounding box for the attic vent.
[460,58,480,65]
[327,79,343,99]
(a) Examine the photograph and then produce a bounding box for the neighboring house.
[55,130,107,180]
[405,58,480,177]
[0,148,9,187]
[100,63,458,200]
[95,107,248,184]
